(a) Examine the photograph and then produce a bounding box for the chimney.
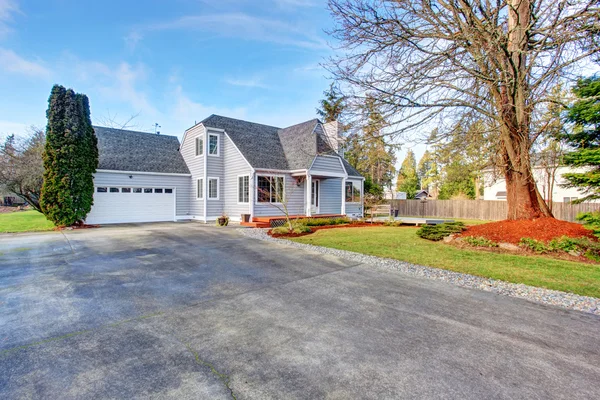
[322,120,341,154]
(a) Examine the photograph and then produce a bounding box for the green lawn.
[0,210,55,233]
[290,226,600,298]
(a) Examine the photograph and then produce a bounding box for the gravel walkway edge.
[238,228,600,316]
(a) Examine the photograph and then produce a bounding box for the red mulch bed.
[268,222,384,238]
[459,217,596,244]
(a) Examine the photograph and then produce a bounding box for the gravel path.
[238,228,600,316]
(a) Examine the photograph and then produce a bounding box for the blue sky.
[0,0,338,139]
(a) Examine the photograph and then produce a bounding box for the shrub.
[519,235,600,261]
[294,217,350,226]
[271,223,313,235]
[416,222,466,241]
[292,223,312,234]
[576,212,600,237]
[271,226,290,235]
[383,219,404,227]
[462,236,498,247]
[519,237,549,253]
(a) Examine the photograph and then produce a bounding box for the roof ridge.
[93,126,179,139]
[203,114,282,130]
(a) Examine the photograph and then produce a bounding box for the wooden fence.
[388,200,600,222]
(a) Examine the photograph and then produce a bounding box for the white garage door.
[86,186,175,224]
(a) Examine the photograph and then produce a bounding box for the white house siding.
[205,129,225,218]
[319,178,342,214]
[181,124,205,218]
[93,171,191,216]
[345,178,363,216]
[223,134,252,221]
[310,156,345,175]
[253,173,306,217]
[483,166,590,203]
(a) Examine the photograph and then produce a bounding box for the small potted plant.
[216,214,229,227]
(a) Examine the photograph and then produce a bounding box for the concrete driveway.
[1,223,599,399]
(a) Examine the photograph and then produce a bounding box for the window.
[195,136,203,156]
[133,188,142,193]
[208,177,219,199]
[345,182,361,203]
[238,176,249,203]
[109,187,119,193]
[197,178,204,199]
[154,188,163,193]
[208,133,219,156]
[121,188,131,193]
[165,188,173,194]
[257,176,284,203]
[144,188,152,193]
[97,187,107,193]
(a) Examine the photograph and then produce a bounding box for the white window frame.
[208,177,220,200]
[255,174,285,204]
[196,178,204,200]
[195,135,204,157]
[208,133,220,157]
[238,175,250,204]
[345,181,361,203]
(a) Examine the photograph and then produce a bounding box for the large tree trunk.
[497,0,554,220]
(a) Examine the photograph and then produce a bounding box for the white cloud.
[124,30,143,50]
[137,12,328,50]
[0,0,19,38]
[225,77,269,89]
[0,48,51,78]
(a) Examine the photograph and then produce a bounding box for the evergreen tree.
[561,76,600,202]
[396,150,419,198]
[437,160,476,200]
[40,85,98,226]
[417,150,439,194]
[316,83,346,122]
[345,96,397,189]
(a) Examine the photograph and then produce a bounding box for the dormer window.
[195,135,203,156]
[208,133,219,156]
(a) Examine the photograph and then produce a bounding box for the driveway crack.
[180,340,237,400]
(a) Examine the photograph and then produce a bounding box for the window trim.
[207,177,220,200]
[255,174,285,204]
[345,181,361,203]
[195,135,204,157]
[207,133,220,157]
[196,178,204,200]
[237,175,250,204]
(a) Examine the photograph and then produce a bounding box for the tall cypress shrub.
[40,85,98,226]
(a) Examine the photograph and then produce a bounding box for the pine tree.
[396,150,419,198]
[417,150,439,194]
[316,83,346,123]
[561,76,600,202]
[40,85,98,226]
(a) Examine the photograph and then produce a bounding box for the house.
[414,190,431,200]
[85,115,364,225]
[483,165,589,203]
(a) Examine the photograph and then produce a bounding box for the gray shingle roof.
[94,126,190,174]
[199,115,363,177]
[278,119,319,170]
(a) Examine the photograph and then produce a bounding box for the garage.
[88,127,192,225]
[86,186,176,224]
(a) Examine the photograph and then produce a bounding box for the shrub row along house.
[85,115,364,225]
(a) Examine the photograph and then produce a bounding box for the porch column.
[249,172,255,219]
[306,173,312,217]
[341,177,346,215]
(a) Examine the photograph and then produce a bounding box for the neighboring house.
[414,190,431,200]
[483,165,589,203]
[85,115,364,225]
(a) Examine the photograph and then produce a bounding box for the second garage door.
[86,186,175,224]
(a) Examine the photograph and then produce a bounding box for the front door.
[311,179,320,214]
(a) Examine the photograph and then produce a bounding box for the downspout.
[203,128,208,222]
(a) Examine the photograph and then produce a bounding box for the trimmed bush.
[462,236,498,247]
[416,222,466,241]
[271,223,312,235]
[294,217,350,227]
[383,220,404,227]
